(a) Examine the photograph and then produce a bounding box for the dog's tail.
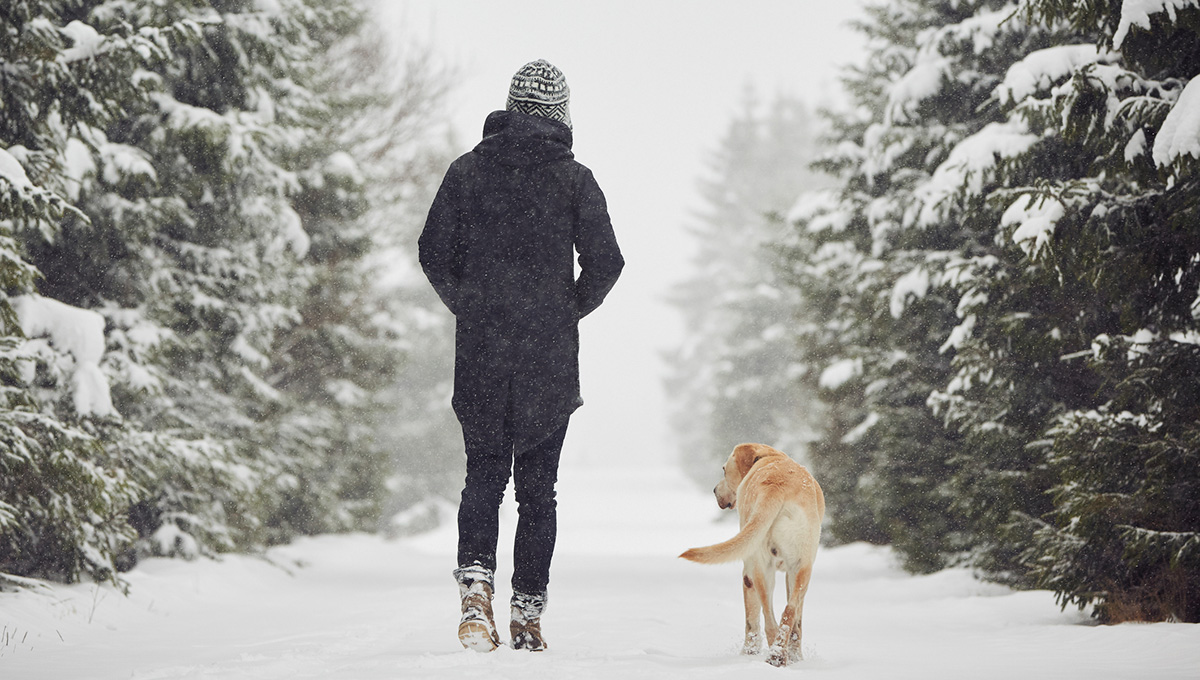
[678,494,784,564]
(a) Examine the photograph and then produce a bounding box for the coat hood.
[474,110,574,167]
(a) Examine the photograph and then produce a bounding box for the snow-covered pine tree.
[0,0,196,581]
[15,0,393,561]
[970,0,1200,622]
[667,92,826,485]
[18,0,322,557]
[784,0,1198,613]
[831,0,1200,615]
[3,0,461,579]
[782,0,1044,570]
[870,0,1070,578]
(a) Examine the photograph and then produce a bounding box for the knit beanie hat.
[506,59,572,129]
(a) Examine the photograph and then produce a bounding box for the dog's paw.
[742,631,765,655]
[765,643,802,667]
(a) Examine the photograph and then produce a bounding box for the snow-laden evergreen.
[0,0,196,582]
[782,0,1200,620]
[1,1,452,583]
[780,0,1028,570]
[998,0,1200,624]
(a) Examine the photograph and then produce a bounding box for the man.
[419,59,623,652]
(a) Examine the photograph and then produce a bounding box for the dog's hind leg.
[766,566,811,667]
[741,564,764,653]
[741,561,776,654]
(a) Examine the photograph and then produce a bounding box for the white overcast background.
[380,1,869,465]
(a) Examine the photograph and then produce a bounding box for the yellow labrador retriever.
[680,443,824,667]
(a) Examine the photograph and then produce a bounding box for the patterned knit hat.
[506,59,572,129]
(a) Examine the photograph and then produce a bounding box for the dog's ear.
[732,443,764,477]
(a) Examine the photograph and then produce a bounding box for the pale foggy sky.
[380,0,867,466]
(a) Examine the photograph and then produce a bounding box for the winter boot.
[454,564,501,652]
[509,590,548,651]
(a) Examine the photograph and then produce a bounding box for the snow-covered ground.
[3,464,1198,679]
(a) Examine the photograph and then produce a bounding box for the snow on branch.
[995,45,1117,106]
[253,0,285,15]
[1152,75,1200,169]
[0,148,32,189]
[914,121,1039,227]
[12,294,116,418]
[787,190,849,233]
[246,196,309,259]
[59,21,105,63]
[887,4,1023,123]
[841,411,880,444]
[58,19,189,67]
[1,146,88,238]
[890,266,931,318]
[100,143,157,185]
[1114,0,1200,49]
[819,357,862,391]
[1002,193,1066,258]
[943,4,1022,55]
[887,58,951,124]
[152,93,229,136]
[1119,524,1200,567]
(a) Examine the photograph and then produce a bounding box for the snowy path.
[3,464,1199,679]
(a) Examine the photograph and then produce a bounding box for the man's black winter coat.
[419,110,624,453]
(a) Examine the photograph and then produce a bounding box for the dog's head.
[713,443,784,510]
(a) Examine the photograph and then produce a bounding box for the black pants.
[457,422,567,595]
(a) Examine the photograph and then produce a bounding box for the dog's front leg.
[741,561,777,654]
[759,566,778,644]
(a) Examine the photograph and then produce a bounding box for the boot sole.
[458,620,498,652]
